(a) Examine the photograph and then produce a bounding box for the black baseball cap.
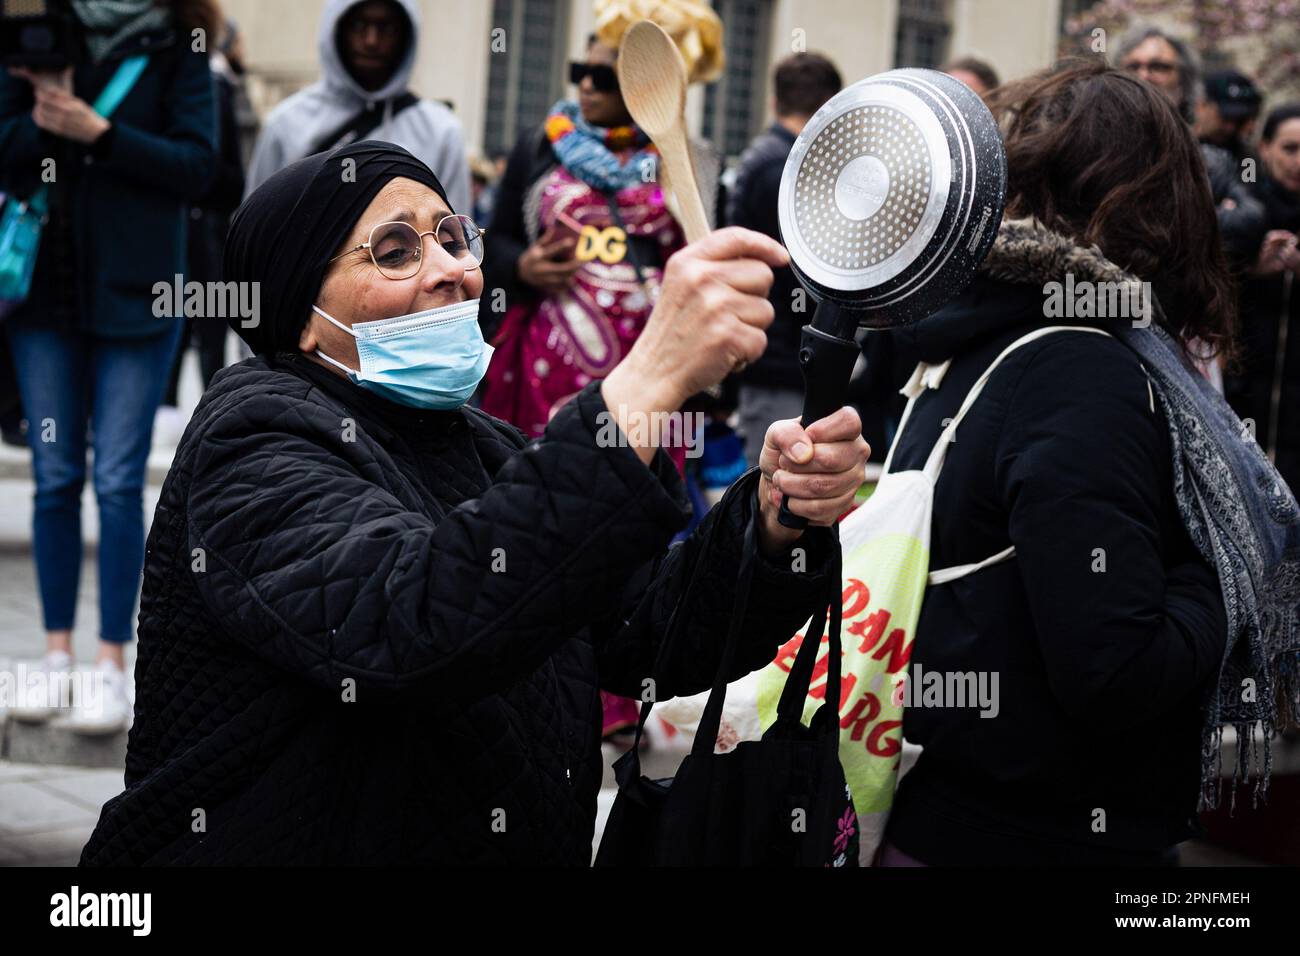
[1204,69,1262,118]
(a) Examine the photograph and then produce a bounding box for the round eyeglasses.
[331,215,486,279]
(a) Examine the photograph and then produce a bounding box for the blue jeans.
[6,320,182,644]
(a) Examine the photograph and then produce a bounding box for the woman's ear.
[298,312,318,352]
[1258,138,1275,169]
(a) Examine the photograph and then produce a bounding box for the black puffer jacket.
[882,234,1227,865]
[80,354,831,865]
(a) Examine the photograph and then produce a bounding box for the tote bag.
[595,475,859,866]
[653,326,1111,862]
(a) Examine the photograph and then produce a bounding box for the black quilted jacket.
[80,353,831,865]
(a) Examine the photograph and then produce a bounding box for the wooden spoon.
[618,19,711,243]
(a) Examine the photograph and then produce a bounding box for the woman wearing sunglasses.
[480,16,723,438]
[78,141,870,865]
[478,1,725,743]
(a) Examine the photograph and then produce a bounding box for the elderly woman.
[79,142,868,865]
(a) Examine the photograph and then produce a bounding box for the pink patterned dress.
[481,164,684,442]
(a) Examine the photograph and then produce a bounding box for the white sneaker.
[8,650,73,722]
[64,660,131,736]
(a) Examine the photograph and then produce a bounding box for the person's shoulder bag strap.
[309,92,421,156]
[22,53,149,219]
[92,53,150,116]
[919,325,1114,482]
[885,325,1115,586]
[602,190,649,291]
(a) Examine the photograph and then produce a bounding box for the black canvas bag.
[595,499,856,867]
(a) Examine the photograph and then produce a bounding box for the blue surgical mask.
[312,298,493,410]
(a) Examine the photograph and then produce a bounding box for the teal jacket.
[0,27,216,338]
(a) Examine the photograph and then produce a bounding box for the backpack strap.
[888,326,1114,587]
[921,325,1113,482]
[601,190,649,290]
[20,54,149,219]
[880,358,952,476]
[93,53,149,117]
[309,92,421,156]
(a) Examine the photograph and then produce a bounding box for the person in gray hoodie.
[244,0,470,213]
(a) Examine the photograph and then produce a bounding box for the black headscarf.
[224,142,450,355]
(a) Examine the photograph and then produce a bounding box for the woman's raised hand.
[606,228,788,411]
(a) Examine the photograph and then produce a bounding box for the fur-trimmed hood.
[894,217,1152,364]
[980,217,1146,296]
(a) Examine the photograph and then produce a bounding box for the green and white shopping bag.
[655,325,1111,864]
[755,325,1110,861]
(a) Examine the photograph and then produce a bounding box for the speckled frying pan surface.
[778,68,1007,329]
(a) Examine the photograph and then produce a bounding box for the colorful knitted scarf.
[544,99,658,194]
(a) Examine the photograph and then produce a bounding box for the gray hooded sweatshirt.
[244,0,471,213]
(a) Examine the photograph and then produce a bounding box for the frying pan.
[775,68,1007,528]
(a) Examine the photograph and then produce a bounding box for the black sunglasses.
[568,61,619,93]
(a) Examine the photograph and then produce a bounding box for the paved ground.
[0,761,124,865]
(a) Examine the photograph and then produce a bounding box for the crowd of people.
[0,0,1296,866]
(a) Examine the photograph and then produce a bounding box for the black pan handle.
[777,317,862,530]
